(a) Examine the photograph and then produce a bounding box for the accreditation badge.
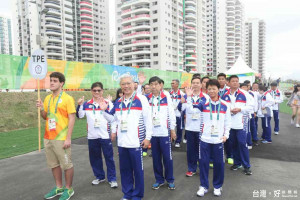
[153,116,161,127]
[192,113,200,120]
[210,122,219,138]
[94,116,101,128]
[48,118,56,131]
[120,119,128,132]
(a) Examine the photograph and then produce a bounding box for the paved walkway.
[0,113,299,200]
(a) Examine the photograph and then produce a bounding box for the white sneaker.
[92,179,105,185]
[214,187,222,196]
[175,143,180,148]
[296,124,300,128]
[274,132,279,135]
[197,186,208,197]
[109,181,118,188]
[183,139,187,144]
[248,146,252,150]
[291,119,295,125]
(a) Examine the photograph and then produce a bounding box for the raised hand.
[106,94,113,102]
[78,96,85,105]
[185,87,193,97]
[99,100,109,111]
[138,72,146,85]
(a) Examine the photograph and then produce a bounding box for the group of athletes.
[36,71,286,200]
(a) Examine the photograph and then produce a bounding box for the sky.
[1,0,299,81]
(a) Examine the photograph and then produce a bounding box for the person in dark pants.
[269,82,283,135]
[77,82,118,188]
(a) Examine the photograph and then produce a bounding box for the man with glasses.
[99,74,152,200]
[77,82,118,188]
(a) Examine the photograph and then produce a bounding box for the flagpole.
[38,78,41,152]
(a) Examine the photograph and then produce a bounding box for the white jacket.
[145,92,176,137]
[186,97,231,144]
[77,99,113,139]
[257,92,275,118]
[268,89,283,111]
[180,92,209,132]
[227,88,254,129]
[169,89,185,117]
[103,93,153,148]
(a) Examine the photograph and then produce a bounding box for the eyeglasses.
[92,89,102,93]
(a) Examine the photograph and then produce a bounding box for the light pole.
[29,1,49,48]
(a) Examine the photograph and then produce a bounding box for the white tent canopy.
[225,56,257,83]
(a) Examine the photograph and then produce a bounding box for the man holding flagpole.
[36,72,76,200]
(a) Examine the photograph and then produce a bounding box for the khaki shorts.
[44,139,73,170]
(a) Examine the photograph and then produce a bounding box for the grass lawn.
[0,90,116,160]
[0,119,87,160]
[279,100,292,115]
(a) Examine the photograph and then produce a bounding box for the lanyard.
[172,90,178,101]
[192,94,200,103]
[219,88,227,98]
[48,92,63,114]
[209,99,221,121]
[120,91,136,115]
[151,93,161,113]
[92,103,103,115]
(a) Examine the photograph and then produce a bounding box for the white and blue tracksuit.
[179,92,209,173]
[103,93,153,200]
[169,89,185,144]
[186,97,231,189]
[76,99,117,182]
[269,89,283,132]
[245,91,256,146]
[146,92,176,184]
[248,91,259,143]
[228,89,254,168]
[257,92,275,142]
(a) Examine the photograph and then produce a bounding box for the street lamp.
[29,1,49,48]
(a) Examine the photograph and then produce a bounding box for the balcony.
[45,1,61,9]
[82,44,93,48]
[81,26,93,31]
[81,31,93,37]
[48,8,61,16]
[186,54,197,60]
[186,42,196,47]
[82,37,93,43]
[122,40,151,48]
[121,14,150,24]
[47,44,62,50]
[45,15,61,23]
[121,22,150,33]
[80,14,92,20]
[46,29,62,36]
[48,36,62,43]
[122,47,151,56]
[185,13,196,20]
[185,0,196,6]
[122,31,150,39]
[45,22,61,29]
[121,0,150,9]
[80,20,93,25]
[80,1,92,7]
[80,7,92,14]
[65,27,73,33]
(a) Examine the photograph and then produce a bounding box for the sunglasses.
[92,89,102,93]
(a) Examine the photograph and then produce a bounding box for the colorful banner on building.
[0,54,193,89]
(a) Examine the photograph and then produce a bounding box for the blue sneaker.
[168,182,176,190]
[152,182,164,190]
[261,140,272,144]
